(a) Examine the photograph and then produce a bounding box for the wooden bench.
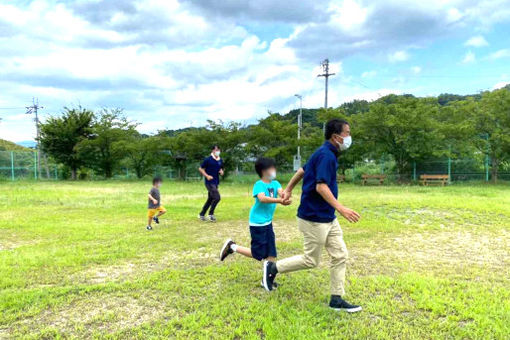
[336,174,346,183]
[420,174,449,186]
[361,174,386,186]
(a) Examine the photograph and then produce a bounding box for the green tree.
[162,121,246,179]
[117,134,166,179]
[39,106,94,180]
[356,95,444,176]
[456,89,510,182]
[78,108,138,178]
[245,113,298,170]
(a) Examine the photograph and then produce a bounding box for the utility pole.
[317,59,336,109]
[294,94,303,170]
[25,98,43,179]
[317,59,335,132]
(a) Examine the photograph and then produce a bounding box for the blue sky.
[1,0,509,142]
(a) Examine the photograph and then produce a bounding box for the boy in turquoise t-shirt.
[219,158,291,267]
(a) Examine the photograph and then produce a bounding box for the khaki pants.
[276,217,348,296]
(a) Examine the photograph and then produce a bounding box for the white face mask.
[337,135,352,151]
[268,170,277,180]
[214,151,221,157]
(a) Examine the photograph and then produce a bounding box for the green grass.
[1,181,509,339]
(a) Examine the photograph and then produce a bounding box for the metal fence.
[345,157,510,183]
[2,150,509,182]
[0,151,59,180]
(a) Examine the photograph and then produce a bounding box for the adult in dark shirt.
[262,119,362,313]
[198,145,224,222]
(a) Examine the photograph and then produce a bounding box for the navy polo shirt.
[200,155,223,186]
[297,141,339,223]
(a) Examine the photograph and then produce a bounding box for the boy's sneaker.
[209,215,217,223]
[260,281,279,289]
[219,239,235,261]
[198,215,208,222]
[329,295,362,313]
[146,225,153,231]
[262,261,277,291]
[153,216,159,224]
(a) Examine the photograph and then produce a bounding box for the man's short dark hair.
[325,119,349,140]
[254,157,276,178]
[211,145,220,150]
[153,176,163,185]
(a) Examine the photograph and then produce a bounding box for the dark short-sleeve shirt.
[148,187,160,209]
[297,141,339,223]
[200,156,223,185]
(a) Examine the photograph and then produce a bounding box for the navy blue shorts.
[250,223,277,261]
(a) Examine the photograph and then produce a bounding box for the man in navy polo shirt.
[198,145,224,222]
[262,119,362,313]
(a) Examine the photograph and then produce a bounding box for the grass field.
[1,179,510,339]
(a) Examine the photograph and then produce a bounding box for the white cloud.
[462,51,476,63]
[446,8,463,23]
[388,50,409,63]
[329,0,368,31]
[488,49,510,60]
[2,0,510,142]
[492,81,510,90]
[411,66,422,74]
[0,114,38,142]
[464,35,489,47]
[361,71,377,78]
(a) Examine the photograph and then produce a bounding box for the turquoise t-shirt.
[249,180,282,226]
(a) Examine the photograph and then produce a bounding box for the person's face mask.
[214,151,221,157]
[268,170,277,180]
[336,135,352,151]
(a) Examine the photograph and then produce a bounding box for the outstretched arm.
[283,167,304,200]
[257,193,290,205]
[316,183,360,223]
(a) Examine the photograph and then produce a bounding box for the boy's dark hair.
[255,157,276,178]
[152,176,163,185]
[325,119,349,139]
[211,144,221,150]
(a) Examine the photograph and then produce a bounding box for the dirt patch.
[72,247,218,285]
[0,328,8,340]
[0,239,36,251]
[74,263,139,284]
[349,229,510,276]
[369,206,510,229]
[9,294,169,338]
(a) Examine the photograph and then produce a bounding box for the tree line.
[39,86,510,182]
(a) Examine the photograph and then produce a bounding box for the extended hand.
[338,207,360,223]
[280,198,292,206]
[282,190,292,201]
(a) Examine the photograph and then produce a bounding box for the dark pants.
[200,183,221,216]
[250,223,277,261]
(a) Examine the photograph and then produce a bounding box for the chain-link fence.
[2,150,509,183]
[342,156,510,183]
[0,151,60,180]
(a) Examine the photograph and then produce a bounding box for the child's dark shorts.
[249,223,277,261]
